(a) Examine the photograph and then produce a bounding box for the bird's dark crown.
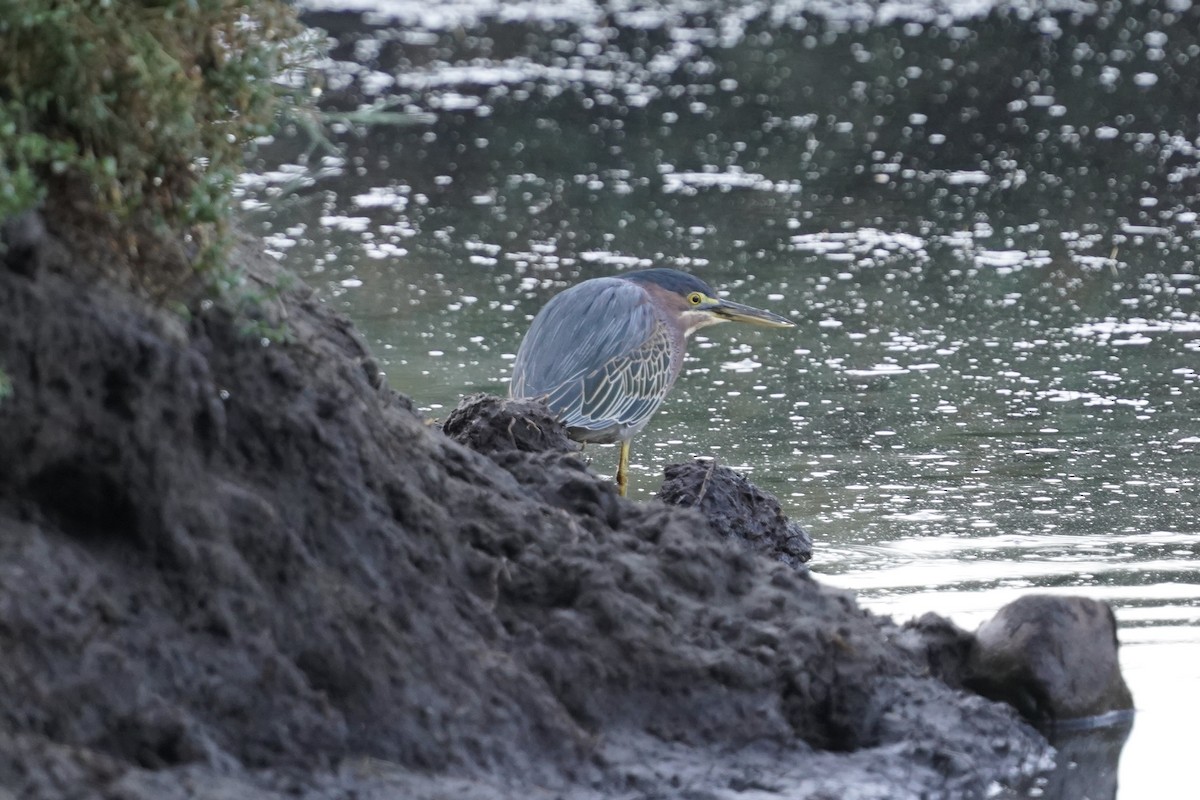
[621,268,716,298]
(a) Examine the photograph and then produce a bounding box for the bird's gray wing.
[510,278,675,437]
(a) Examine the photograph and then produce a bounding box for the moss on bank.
[0,0,310,294]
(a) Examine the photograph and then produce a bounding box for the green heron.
[509,268,794,496]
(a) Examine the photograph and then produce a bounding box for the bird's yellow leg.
[617,439,631,497]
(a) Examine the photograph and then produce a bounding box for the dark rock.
[657,458,813,568]
[0,215,1052,798]
[966,595,1135,728]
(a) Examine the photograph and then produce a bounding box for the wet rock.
[966,595,1135,727]
[657,458,813,568]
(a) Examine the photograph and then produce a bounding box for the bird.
[509,268,794,496]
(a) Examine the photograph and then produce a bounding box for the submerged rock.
[0,215,1052,798]
[658,458,814,568]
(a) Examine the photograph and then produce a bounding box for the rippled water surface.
[244,1,1200,795]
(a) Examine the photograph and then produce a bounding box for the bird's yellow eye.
[687,292,704,306]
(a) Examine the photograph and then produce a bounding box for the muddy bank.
[0,215,1050,798]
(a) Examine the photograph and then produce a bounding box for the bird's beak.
[709,298,795,328]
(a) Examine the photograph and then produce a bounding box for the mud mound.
[658,458,814,568]
[442,393,578,456]
[0,214,1048,798]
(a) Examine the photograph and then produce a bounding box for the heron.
[509,268,794,496]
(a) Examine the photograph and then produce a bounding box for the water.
[243,1,1200,795]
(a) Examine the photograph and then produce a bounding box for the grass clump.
[0,0,312,295]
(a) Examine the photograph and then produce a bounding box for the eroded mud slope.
[0,216,1047,798]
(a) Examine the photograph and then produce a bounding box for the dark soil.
[658,458,814,569]
[0,214,1050,798]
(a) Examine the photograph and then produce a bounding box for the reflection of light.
[844,363,909,377]
[945,170,990,185]
[1072,319,1200,337]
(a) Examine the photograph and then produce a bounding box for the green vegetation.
[0,0,311,292]
[0,369,10,402]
